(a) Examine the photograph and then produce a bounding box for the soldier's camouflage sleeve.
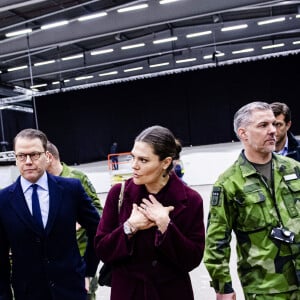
[62,163,102,213]
[61,163,102,257]
[204,181,235,293]
[74,171,102,213]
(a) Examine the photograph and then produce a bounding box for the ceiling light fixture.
[153,37,178,44]
[121,43,145,50]
[78,12,107,21]
[124,67,143,72]
[257,17,285,26]
[221,24,248,32]
[75,75,94,81]
[34,60,56,66]
[159,0,182,4]
[5,28,32,38]
[262,43,285,49]
[99,71,118,77]
[149,62,170,68]
[7,65,28,72]
[232,48,254,54]
[61,54,84,61]
[117,4,148,13]
[186,31,212,38]
[293,40,300,45]
[30,83,47,89]
[41,20,69,30]
[176,58,197,63]
[91,49,114,55]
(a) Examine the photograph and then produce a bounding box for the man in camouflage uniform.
[46,142,102,300]
[204,102,300,300]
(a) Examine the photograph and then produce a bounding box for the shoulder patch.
[211,186,222,206]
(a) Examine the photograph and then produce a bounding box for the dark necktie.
[31,184,44,229]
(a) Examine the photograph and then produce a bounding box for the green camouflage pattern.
[244,289,300,299]
[204,151,300,295]
[60,163,102,297]
[60,162,102,256]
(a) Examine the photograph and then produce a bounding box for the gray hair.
[233,102,272,139]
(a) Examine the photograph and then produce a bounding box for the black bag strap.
[117,180,126,214]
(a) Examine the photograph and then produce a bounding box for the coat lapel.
[44,173,63,235]
[9,177,44,236]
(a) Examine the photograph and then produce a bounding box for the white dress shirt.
[21,172,49,227]
[275,137,289,156]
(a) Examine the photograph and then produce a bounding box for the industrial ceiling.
[0,0,300,110]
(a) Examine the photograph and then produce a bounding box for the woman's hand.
[127,203,156,232]
[138,194,174,233]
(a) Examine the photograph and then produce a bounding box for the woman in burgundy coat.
[95,125,205,300]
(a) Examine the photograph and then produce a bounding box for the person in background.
[110,142,119,170]
[173,159,184,179]
[270,101,300,162]
[173,139,185,181]
[46,141,103,300]
[204,102,300,300]
[0,128,100,300]
[95,125,205,300]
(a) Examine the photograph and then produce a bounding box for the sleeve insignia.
[211,186,221,206]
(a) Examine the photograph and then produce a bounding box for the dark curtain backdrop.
[29,53,300,165]
[1,110,34,151]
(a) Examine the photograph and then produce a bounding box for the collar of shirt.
[275,137,289,156]
[21,171,49,193]
[21,172,49,225]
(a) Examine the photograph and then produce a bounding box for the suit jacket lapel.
[9,177,44,236]
[45,173,62,234]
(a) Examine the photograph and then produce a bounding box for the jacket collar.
[9,173,63,236]
[125,172,188,218]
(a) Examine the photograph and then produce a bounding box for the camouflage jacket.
[61,162,102,256]
[204,151,300,294]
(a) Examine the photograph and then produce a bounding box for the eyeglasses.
[15,152,45,162]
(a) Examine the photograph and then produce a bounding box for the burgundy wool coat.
[95,173,205,300]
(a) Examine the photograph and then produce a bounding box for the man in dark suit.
[270,101,300,162]
[0,128,100,300]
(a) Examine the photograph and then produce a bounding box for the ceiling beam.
[2,13,299,83]
[0,0,279,58]
[0,0,48,13]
